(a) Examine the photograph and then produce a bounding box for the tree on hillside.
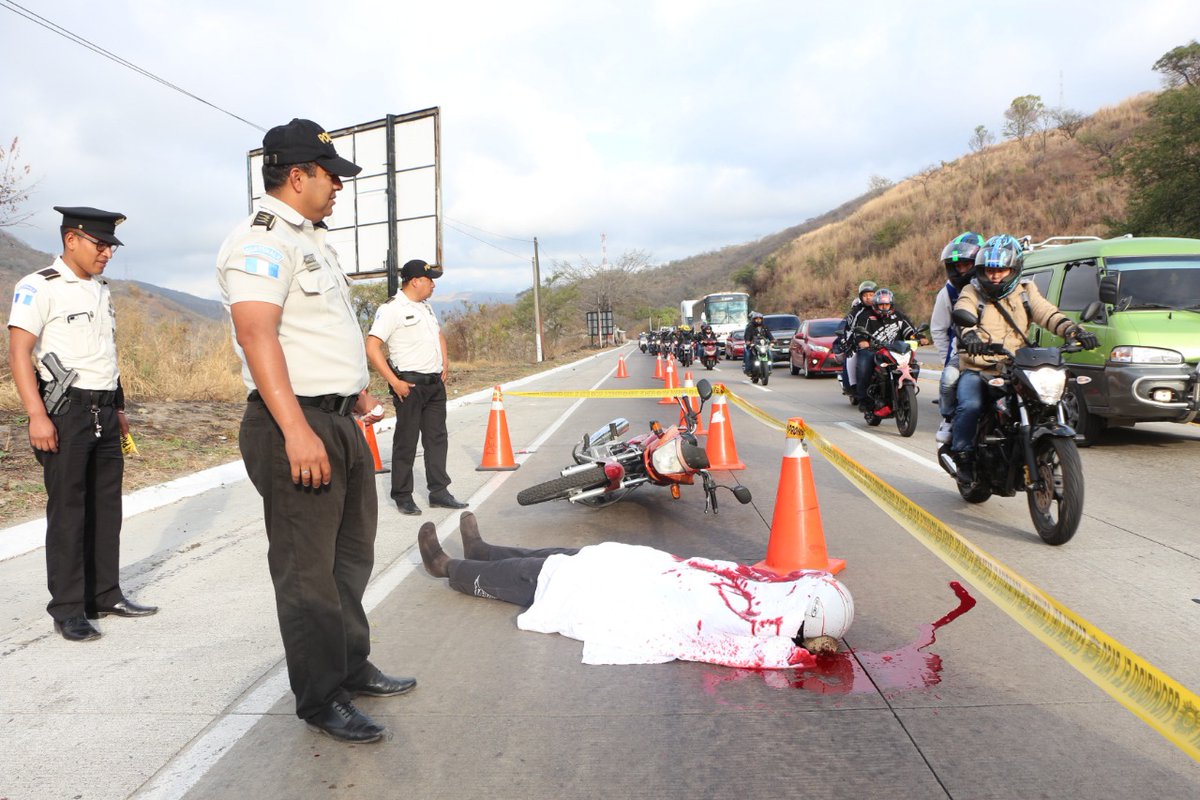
[552,248,652,315]
[1003,95,1045,148]
[867,174,893,192]
[1114,85,1200,238]
[1048,107,1087,140]
[1,137,35,228]
[968,125,995,152]
[1152,40,1200,88]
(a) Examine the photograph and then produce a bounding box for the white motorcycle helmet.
[797,574,855,640]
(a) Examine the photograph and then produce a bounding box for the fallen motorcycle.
[516,379,752,512]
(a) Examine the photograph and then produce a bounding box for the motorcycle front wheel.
[761,369,770,387]
[894,384,918,437]
[1027,436,1084,545]
[517,465,609,506]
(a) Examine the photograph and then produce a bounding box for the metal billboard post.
[385,114,398,298]
[532,237,544,363]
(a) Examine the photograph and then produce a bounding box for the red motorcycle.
[699,337,720,370]
[517,379,752,512]
[858,337,922,436]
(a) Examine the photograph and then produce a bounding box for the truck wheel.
[1064,382,1106,447]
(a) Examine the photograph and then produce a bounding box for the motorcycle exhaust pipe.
[939,451,958,477]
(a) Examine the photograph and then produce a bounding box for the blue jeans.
[939,364,961,419]
[951,370,985,453]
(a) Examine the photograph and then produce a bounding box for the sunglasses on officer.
[71,230,120,254]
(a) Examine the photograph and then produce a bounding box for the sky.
[1,0,1197,301]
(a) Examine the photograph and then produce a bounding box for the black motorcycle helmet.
[974,234,1024,299]
[940,232,984,289]
[750,310,764,325]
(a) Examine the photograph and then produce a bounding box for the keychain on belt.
[91,403,102,438]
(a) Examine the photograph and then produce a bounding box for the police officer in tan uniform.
[217,118,414,744]
[7,206,157,642]
[366,259,467,515]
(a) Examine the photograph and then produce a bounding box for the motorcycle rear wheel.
[517,465,609,506]
[1028,436,1084,545]
[894,384,918,437]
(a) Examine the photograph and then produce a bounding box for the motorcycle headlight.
[1109,346,1182,365]
[650,440,687,475]
[1026,366,1067,404]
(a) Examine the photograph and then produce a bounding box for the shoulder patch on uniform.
[251,211,276,230]
[12,282,38,307]
[241,243,283,279]
[36,267,60,280]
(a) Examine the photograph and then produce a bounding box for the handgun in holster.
[39,352,79,416]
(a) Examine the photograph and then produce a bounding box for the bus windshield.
[703,295,749,326]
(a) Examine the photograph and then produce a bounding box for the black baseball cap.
[54,206,126,246]
[400,259,443,281]
[262,118,362,177]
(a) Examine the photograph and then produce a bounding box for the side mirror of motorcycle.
[732,486,752,504]
[951,308,979,328]
[695,379,713,402]
[1080,300,1106,324]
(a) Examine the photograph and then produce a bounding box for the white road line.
[833,421,944,474]
[132,361,618,800]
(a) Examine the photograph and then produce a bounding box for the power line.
[1,0,265,132]
[443,216,534,244]
[443,220,530,261]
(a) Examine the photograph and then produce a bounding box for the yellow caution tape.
[120,432,138,456]
[507,388,695,399]
[718,387,1200,762]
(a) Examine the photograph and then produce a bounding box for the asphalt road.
[1,346,1198,799]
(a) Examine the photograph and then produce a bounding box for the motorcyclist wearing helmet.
[743,310,768,375]
[676,324,695,360]
[931,232,985,443]
[852,288,926,411]
[949,234,1097,483]
[839,281,877,397]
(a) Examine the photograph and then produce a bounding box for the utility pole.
[532,237,544,362]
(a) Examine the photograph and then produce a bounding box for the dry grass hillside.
[740,94,1155,322]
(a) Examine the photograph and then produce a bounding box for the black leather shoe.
[346,671,417,697]
[306,700,385,744]
[396,498,422,515]
[54,616,101,642]
[91,599,158,618]
[429,493,468,509]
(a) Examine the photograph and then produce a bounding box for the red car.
[723,330,746,360]
[789,317,844,377]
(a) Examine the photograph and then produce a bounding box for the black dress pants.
[447,542,579,607]
[389,379,451,503]
[240,401,377,719]
[36,401,124,620]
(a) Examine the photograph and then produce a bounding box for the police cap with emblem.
[400,259,443,281]
[262,118,362,177]
[54,206,126,246]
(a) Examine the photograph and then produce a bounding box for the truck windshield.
[764,315,800,332]
[1107,256,1200,309]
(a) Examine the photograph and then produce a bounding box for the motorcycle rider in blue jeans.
[930,233,985,443]
[950,235,1096,483]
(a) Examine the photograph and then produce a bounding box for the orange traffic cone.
[678,371,708,435]
[477,386,519,471]
[616,354,629,379]
[659,355,680,404]
[755,418,845,575]
[356,417,390,474]
[704,385,745,470]
[653,354,665,380]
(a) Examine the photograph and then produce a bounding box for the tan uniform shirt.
[368,293,443,374]
[7,258,119,390]
[216,194,368,397]
[955,279,1072,375]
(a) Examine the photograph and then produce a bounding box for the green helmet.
[857,280,877,297]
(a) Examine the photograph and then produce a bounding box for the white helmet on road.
[798,574,854,640]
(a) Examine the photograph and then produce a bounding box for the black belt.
[392,370,441,385]
[247,390,358,416]
[67,387,118,406]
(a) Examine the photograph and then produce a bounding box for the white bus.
[697,291,751,348]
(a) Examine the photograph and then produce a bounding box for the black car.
[762,314,801,363]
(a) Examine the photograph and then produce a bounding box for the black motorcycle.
[937,309,1095,545]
